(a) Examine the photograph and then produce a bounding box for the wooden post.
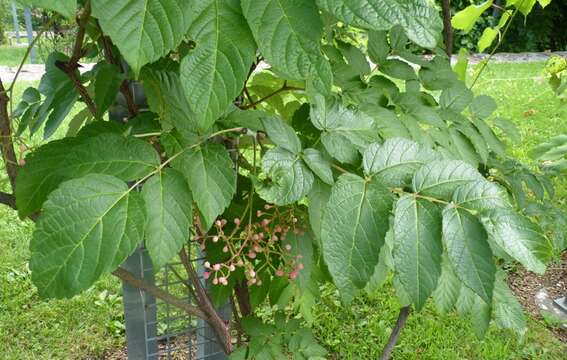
[23,7,35,63]
[11,2,20,44]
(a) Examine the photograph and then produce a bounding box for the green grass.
[0,63,565,358]
[0,45,30,67]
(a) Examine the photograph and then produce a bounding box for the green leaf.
[472,295,491,338]
[142,169,193,269]
[321,174,393,303]
[529,134,567,161]
[310,95,378,164]
[262,116,302,154]
[363,138,440,187]
[257,147,314,205]
[92,0,193,75]
[242,0,330,88]
[141,68,197,138]
[66,107,92,136]
[169,142,236,229]
[442,206,496,303]
[453,48,469,82]
[469,95,497,119]
[478,27,498,53]
[316,0,442,48]
[367,30,389,65]
[93,62,124,118]
[493,117,521,144]
[470,116,506,157]
[380,59,416,80]
[181,0,257,132]
[24,0,76,18]
[303,148,334,185]
[308,180,332,240]
[452,180,510,211]
[393,194,443,310]
[33,52,78,138]
[493,271,526,336]
[480,209,552,274]
[30,174,145,298]
[16,133,159,219]
[451,0,493,33]
[412,160,483,200]
[432,257,461,313]
[440,83,474,113]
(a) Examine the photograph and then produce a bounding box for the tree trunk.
[441,0,454,56]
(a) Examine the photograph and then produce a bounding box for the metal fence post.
[23,7,35,63]
[11,2,20,43]
[122,247,159,360]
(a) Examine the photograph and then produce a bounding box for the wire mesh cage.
[121,247,230,360]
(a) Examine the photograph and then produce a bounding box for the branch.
[57,2,97,117]
[96,22,139,118]
[112,267,207,320]
[240,84,303,110]
[441,0,453,56]
[0,78,18,191]
[0,191,16,210]
[379,306,411,360]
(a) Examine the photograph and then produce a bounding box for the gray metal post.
[23,7,35,63]
[122,248,159,360]
[11,2,20,43]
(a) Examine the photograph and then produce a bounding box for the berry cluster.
[199,204,305,287]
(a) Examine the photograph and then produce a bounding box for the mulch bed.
[508,251,567,342]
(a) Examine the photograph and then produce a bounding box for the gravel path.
[1,52,566,83]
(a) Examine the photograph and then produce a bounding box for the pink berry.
[204,261,211,269]
[256,210,263,217]
[18,159,25,166]
[215,220,222,227]
[262,219,270,226]
[229,264,236,272]
[203,271,210,280]
[298,263,304,270]
[212,236,219,243]
[248,251,256,259]
[249,269,256,278]
[237,259,244,267]
[254,245,262,253]
[212,278,219,285]
[285,244,292,251]
[271,235,278,241]
[223,246,229,253]
[234,218,241,226]
[213,263,221,271]
[289,271,298,280]
[219,277,227,285]
[276,269,284,277]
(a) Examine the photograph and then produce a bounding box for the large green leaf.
[393,194,442,310]
[452,180,510,211]
[93,62,124,118]
[257,147,314,205]
[142,169,193,269]
[181,0,257,133]
[442,206,496,303]
[92,0,193,75]
[16,133,159,219]
[30,174,146,298]
[316,0,442,48]
[322,174,393,303]
[310,95,378,164]
[24,0,76,18]
[262,116,302,154]
[308,179,331,240]
[169,142,236,229]
[480,209,552,274]
[432,258,461,313]
[363,138,440,187]
[492,271,526,336]
[141,68,197,138]
[412,160,483,200]
[242,0,330,84]
[303,148,334,185]
[451,0,493,33]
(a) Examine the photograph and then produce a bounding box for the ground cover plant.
[0,0,565,359]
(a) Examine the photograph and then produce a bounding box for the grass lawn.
[0,63,565,358]
[0,45,31,67]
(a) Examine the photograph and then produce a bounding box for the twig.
[470,3,522,88]
[240,84,303,110]
[112,267,207,320]
[56,1,97,117]
[0,78,18,191]
[379,306,411,360]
